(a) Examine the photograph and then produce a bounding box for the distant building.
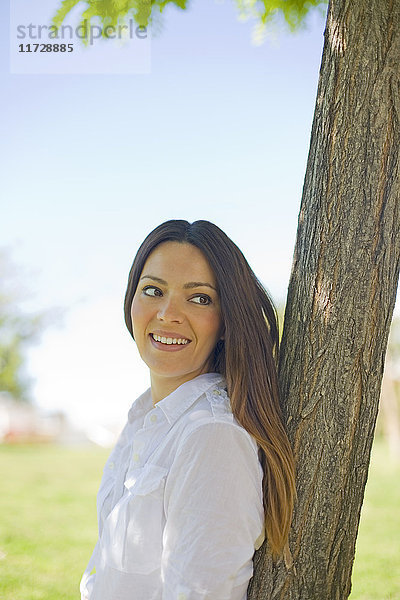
[0,392,88,444]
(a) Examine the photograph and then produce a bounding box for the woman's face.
[131,241,223,385]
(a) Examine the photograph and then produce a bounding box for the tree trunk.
[248,1,400,598]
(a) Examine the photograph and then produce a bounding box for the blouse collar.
[128,372,226,425]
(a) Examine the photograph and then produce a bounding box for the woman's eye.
[142,286,162,297]
[190,294,212,305]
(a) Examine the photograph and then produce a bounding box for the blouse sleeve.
[161,421,265,600]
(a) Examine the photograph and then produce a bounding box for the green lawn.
[0,440,398,599]
[349,441,400,600]
[0,444,109,600]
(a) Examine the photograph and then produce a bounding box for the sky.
[3,0,392,435]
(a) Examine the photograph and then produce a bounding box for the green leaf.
[52,0,82,28]
[51,0,328,45]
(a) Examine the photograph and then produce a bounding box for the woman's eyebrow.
[140,275,167,285]
[183,281,217,291]
[140,275,217,292]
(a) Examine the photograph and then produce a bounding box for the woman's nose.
[157,296,184,322]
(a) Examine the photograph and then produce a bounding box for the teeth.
[152,334,189,345]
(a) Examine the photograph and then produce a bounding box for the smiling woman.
[130,242,224,404]
[80,219,296,600]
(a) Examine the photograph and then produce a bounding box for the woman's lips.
[149,333,192,352]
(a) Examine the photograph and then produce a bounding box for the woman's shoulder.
[191,379,232,420]
[166,385,263,490]
[180,378,233,426]
[177,380,259,457]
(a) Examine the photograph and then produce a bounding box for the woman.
[80,219,296,600]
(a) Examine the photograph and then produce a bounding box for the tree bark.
[248,1,400,598]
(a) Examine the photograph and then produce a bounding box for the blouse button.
[150,414,158,423]
[213,390,221,395]
[132,452,140,463]
[177,594,187,600]
[108,462,115,470]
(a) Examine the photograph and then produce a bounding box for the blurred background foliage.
[52,0,328,45]
[0,250,60,402]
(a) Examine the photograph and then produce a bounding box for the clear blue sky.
[3,0,377,432]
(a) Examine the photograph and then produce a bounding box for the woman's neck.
[150,368,209,406]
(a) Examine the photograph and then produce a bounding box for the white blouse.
[80,372,265,600]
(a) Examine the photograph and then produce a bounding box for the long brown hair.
[124,219,296,558]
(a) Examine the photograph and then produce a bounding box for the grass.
[0,439,398,599]
[0,444,108,600]
[349,440,400,600]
